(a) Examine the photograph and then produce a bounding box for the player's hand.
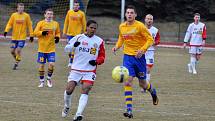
[4,32,7,37]
[55,37,60,43]
[74,41,81,47]
[29,37,34,42]
[89,60,97,66]
[183,43,187,49]
[112,47,118,55]
[135,50,144,58]
[42,31,49,36]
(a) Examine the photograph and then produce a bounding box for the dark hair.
[194,13,200,17]
[126,5,136,13]
[45,8,53,14]
[87,20,97,27]
[17,3,24,7]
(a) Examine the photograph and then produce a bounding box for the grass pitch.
[0,41,215,121]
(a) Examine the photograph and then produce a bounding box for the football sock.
[47,66,54,79]
[124,85,132,112]
[146,83,153,93]
[190,56,196,70]
[64,91,72,108]
[146,73,151,82]
[69,52,74,63]
[76,94,88,116]
[39,66,45,82]
[15,54,21,63]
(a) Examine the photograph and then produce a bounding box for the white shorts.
[189,46,203,55]
[145,50,155,65]
[68,70,96,84]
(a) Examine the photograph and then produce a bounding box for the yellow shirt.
[34,20,60,53]
[63,10,86,36]
[4,12,33,40]
[116,20,153,55]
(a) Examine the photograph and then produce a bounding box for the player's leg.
[188,46,198,74]
[137,55,158,105]
[46,52,56,87]
[122,55,135,118]
[37,52,46,87]
[13,41,25,70]
[194,46,203,74]
[10,40,17,60]
[73,72,95,121]
[62,70,82,118]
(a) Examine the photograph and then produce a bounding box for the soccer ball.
[112,66,129,83]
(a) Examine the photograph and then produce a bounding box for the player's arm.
[63,11,69,35]
[64,36,78,52]
[96,41,105,65]
[54,22,61,43]
[82,12,87,33]
[34,21,43,37]
[140,25,153,52]
[154,30,160,45]
[4,14,14,35]
[183,24,192,47]
[202,25,207,45]
[27,14,34,37]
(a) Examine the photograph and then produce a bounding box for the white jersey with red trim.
[184,22,207,46]
[65,34,105,72]
[147,26,160,51]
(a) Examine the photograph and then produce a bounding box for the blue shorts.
[37,52,55,64]
[123,54,147,80]
[10,40,25,48]
[67,35,74,43]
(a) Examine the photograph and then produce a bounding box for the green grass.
[0,41,215,121]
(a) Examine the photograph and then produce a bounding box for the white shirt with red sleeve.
[147,26,160,51]
[184,22,207,46]
[65,34,105,72]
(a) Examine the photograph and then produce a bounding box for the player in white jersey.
[144,14,160,86]
[183,13,207,74]
[62,20,105,121]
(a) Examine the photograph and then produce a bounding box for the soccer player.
[4,3,34,70]
[62,20,105,121]
[34,8,60,88]
[183,13,206,74]
[112,5,159,118]
[142,14,160,92]
[63,1,86,68]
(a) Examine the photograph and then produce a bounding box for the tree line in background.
[87,0,215,22]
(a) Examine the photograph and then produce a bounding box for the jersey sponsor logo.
[16,20,24,24]
[78,47,97,55]
[122,34,134,40]
[90,48,97,55]
[70,15,80,21]
[82,41,88,46]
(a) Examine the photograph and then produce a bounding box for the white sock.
[64,91,72,108]
[190,56,196,70]
[146,73,151,82]
[76,94,88,116]
[40,79,45,83]
[47,76,51,80]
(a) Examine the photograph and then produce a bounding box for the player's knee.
[11,50,15,55]
[81,85,92,94]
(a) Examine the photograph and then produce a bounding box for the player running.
[62,20,105,121]
[4,3,34,70]
[112,5,159,119]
